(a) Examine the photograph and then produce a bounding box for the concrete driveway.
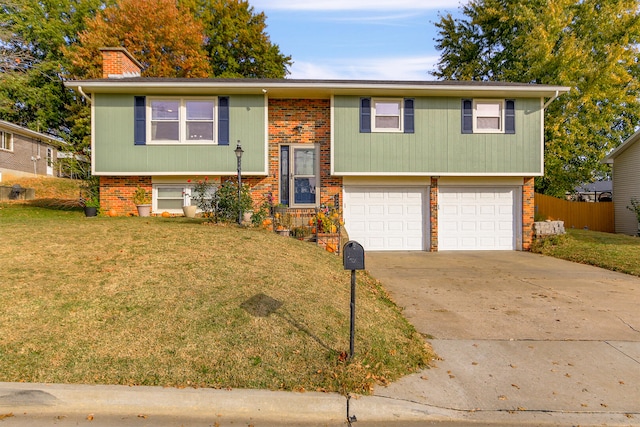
[365,251,640,425]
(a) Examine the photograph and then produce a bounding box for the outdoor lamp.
[235,141,244,224]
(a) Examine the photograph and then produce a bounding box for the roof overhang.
[64,78,571,99]
[0,120,64,146]
[602,129,640,164]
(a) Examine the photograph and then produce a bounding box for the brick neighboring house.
[0,120,61,181]
[64,48,569,251]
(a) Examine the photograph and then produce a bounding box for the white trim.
[0,120,63,144]
[342,176,431,186]
[65,80,571,99]
[540,98,545,173]
[438,176,524,186]
[334,171,542,177]
[472,99,504,134]
[264,94,269,176]
[371,98,403,133]
[147,96,218,145]
[603,128,640,163]
[91,100,96,176]
[0,131,13,152]
[92,170,267,176]
[279,143,321,207]
[330,95,335,175]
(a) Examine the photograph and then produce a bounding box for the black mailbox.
[343,241,365,270]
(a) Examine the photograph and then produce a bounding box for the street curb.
[0,382,344,424]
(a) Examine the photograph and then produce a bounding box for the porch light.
[235,141,244,225]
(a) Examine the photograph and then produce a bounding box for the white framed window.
[148,97,216,144]
[153,183,215,214]
[1,131,13,151]
[473,100,504,133]
[372,98,403,132]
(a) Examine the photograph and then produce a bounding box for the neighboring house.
[64,48,569,251]
[570,180,613,202]
[0,120,61,180]
[603,130,640,235]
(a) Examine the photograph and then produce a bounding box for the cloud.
[288,55,441,81]
[251,0,459,11]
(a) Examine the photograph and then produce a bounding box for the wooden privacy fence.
[535,193,614,233]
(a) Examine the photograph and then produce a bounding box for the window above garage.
[462,99,515,134]
[360,97,414,134]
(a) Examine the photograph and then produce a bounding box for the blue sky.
[249,0,466,80]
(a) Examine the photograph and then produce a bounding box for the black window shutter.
[404,98,414,134]
[218,96,230,145]
[134,96,146,145]
[280,145,289,206]
[360,97,371,133]
[505,99,515,134]
[461,99,473,134]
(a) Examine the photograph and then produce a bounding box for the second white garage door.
[438,187,518,250]
[343,187,427,251]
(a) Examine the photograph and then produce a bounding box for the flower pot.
[136,204,152,217]
[243,211,253,223]
[182,205,197,218]
[276,229,290,237]
[84,207,97,217]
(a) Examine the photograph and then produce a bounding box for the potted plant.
[80,176,100,217]
[132,186,152,217]
[82,195,100,217]
[274,211,292,236]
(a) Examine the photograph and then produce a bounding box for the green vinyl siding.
[333,96,542,175]
[94,94,266,174]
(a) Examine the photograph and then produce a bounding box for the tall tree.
[0,0,108,145]
[180,0,292,78]
[434,0,640,196]
[65,0,211,79]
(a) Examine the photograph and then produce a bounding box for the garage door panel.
[368,221,384,232]
[344,187,427,251]
[387,205,403,215]
[439,187,517,251]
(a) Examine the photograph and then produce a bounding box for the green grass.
[0,203,431,394]
[531,228,640,277]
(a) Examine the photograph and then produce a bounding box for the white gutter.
[542,90,560,110]
[77,86,92,104]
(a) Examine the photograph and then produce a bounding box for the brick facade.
[100,176,152,216]
[522,177,535,250]
[224,98,342,209]
[429,177,439,252]
[100,48,142,79]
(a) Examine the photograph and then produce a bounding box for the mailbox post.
[343,241,365,359]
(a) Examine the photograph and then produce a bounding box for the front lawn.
[531,228,640,277]
[0,203,431,394]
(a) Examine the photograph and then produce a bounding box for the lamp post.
[234,141,244,225]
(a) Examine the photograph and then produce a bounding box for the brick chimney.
[99,47,142,79]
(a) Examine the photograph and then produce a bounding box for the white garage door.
[343,187,427,251]
[439,187,517,250]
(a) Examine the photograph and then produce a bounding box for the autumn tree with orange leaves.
[65,0,211,79]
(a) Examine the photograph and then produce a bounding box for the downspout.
[542,90,560,110]
[77,86,92,104]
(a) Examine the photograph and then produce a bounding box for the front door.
[46,147,53,176]
[280,144,319,207]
